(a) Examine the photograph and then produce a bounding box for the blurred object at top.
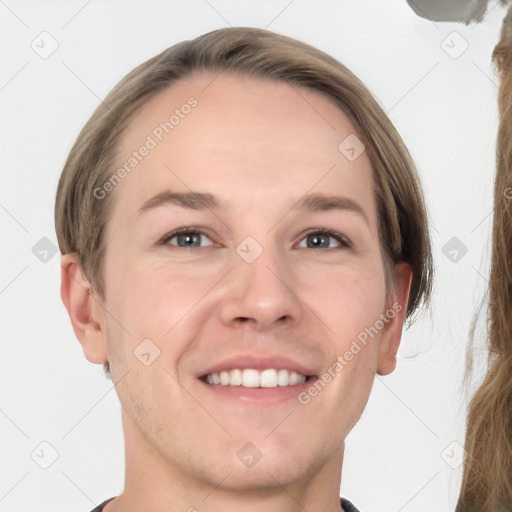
[407,0,509,23]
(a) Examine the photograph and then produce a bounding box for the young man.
[55,27,433,512]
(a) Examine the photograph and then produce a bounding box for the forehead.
[110,70,376,227]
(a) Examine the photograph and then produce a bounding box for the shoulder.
[341,496,362,512]
[91,497,358,512]
[88,497,116,512]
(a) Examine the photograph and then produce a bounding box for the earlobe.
[376,262,413,376]
[60,253,108,365]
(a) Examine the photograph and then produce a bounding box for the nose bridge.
[220,233,303,329]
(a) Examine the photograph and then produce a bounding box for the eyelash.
[158,227,352,250]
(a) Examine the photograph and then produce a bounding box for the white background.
[0,1,505,511]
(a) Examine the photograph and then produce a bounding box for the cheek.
[104,254,217,352]
[305,259,387,335]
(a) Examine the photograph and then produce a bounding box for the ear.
[376,262,413,376]
[60,253,108,365]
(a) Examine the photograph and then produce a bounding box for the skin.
[61,71,412,512]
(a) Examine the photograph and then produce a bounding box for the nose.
[219,238,304,331]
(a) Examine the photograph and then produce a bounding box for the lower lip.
[198,377,317,406]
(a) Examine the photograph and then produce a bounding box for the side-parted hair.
[54,27,434,375]
[456,7,512,512]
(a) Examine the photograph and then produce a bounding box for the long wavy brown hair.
[456,6,512,511]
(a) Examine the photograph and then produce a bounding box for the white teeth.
[277,369,289,386]
[260,369,277,387]
[242,369,260,387]
[203,368,308,387]
[229,369,242,386]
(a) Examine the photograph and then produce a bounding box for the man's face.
[95,71,399,491]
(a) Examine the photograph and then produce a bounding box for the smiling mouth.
[200,368,313,388]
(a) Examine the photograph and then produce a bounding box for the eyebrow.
[138,190,369,226]
[139,191,220,213]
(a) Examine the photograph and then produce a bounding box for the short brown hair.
[55,27,433,341]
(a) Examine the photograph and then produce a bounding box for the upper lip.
[197,354,317,378]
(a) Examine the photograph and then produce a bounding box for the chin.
[218,459,308,492]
